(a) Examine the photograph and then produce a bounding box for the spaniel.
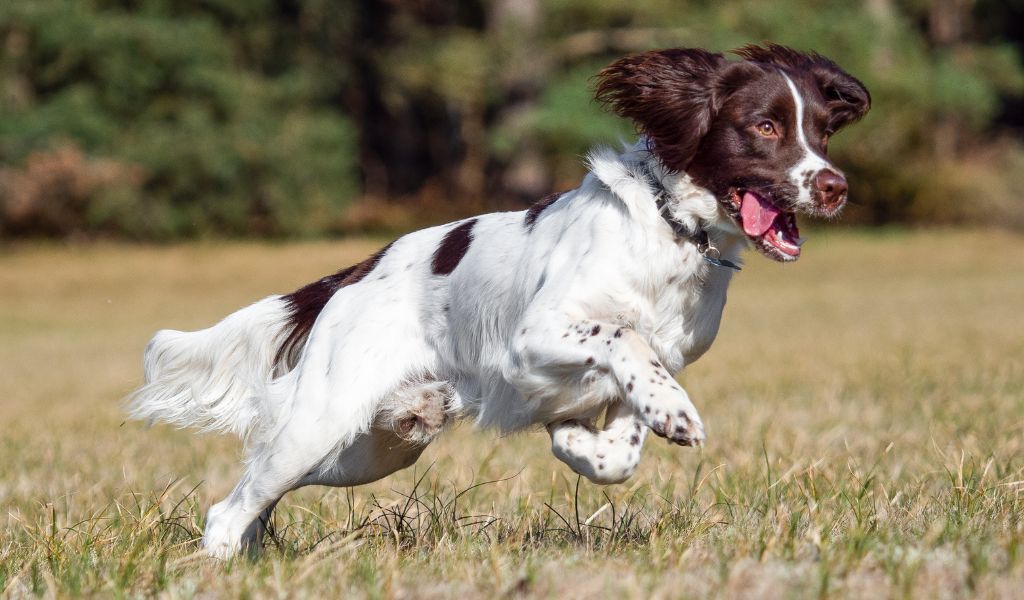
[128,44,870,558]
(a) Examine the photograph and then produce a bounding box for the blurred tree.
[1,0,1023,238]
[363,0,1024,225]
[0,0,358,238]
[974,0,1024,132]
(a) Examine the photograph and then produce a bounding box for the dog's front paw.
[644,405,705,447]
[623,359,706,447]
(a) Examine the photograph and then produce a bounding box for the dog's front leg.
[511,319,705,446]
[547,402,648,484]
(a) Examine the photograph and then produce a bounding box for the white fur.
[783,73,835,208]
[128,140,745,558]
[127,296,292,438]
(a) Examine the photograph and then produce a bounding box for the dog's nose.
[814,170,848,209]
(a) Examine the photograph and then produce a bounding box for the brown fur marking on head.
[594,44,870,171]
[732,43,871,131]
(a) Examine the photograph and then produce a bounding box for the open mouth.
[727,189,803,262]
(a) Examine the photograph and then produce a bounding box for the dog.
[127,44,870,558]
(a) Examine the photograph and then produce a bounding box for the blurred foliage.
[1,0,1023,238]
[0,0,358,238]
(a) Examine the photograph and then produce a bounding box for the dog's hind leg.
[548,402,648,484]
[232,424,440,554]
[202,374,449,558]
[302,379,453,487]
[199,269,445,559]
[238,499,279,551]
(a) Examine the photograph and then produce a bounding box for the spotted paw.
[642,404,705,447]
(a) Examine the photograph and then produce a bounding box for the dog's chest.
[626,250,734,371]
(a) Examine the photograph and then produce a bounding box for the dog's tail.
[125,296,294,439]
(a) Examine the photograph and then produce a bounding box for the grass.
[1,229,1022,598]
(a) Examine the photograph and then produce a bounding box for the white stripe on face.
[782,73,833,208]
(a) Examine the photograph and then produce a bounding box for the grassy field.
[1,229,1022,598]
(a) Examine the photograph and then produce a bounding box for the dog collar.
[636,163,742,271]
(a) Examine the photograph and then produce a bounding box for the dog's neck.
[634,163,743,271]
[633,162,708,240]
[587,140,745,263]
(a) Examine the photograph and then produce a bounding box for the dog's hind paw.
[202,503,246,560]
[380,379,454,445]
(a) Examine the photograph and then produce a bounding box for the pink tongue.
[740,192,779,237]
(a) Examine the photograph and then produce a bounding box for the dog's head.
[595,44,870,261]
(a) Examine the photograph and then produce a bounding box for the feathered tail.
[125,296,293,439]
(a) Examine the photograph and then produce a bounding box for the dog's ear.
[812,64,871,133]
[733,43,870,133]
[595,48,733,172]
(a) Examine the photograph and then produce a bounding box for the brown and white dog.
[128,44,870,558]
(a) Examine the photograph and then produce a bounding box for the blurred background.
[1,0,1023,241]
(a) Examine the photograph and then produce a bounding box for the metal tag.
[702,254,742,271]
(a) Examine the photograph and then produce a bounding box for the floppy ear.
[813,65,871,133]
[595,48,730,172]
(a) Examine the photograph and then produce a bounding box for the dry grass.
[1,229,1022,598]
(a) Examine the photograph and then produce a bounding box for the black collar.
[636,163,742,271]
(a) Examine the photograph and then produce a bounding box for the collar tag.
[638,163,741,271]
[698,235,742,271]
[702,254,742,271]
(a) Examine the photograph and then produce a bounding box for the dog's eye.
[756,121,777,137]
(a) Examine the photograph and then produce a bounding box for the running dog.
[128,44,870,558]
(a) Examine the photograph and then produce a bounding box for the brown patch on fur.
[275,243,393,370]
[432,219,477,275]
[524,192,562,230]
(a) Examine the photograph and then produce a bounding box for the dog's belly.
[437,293,729,434]
[451,368,620,432]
